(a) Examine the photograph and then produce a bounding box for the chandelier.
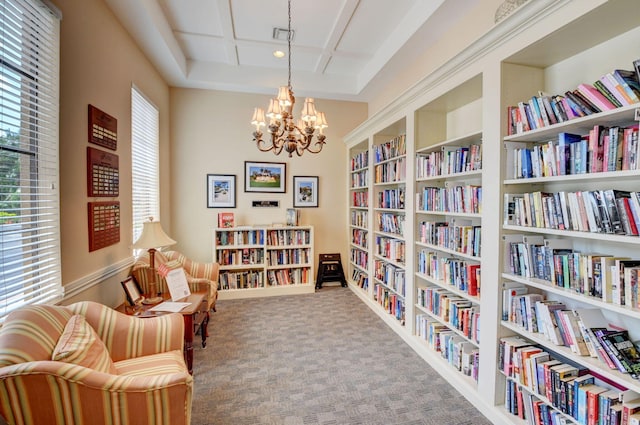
[250,0,328,157]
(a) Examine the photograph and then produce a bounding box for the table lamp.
[132,217,176,304]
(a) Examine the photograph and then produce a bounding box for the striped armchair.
[131,250,219,311]
[0,301,192,425]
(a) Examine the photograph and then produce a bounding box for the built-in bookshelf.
[213,225,314,299]
[349,141,370,293]
[342,1,640,424]
[413,75,484,390]
[372,129,407,325]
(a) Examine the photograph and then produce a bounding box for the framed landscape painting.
[207,174,236,208]
[293,176,318,208]
[244,161,286,193]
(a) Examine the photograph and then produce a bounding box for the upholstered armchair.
[131,250,219,311]
[0,301,192,425]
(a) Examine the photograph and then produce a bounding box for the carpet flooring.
[191,286,494,425]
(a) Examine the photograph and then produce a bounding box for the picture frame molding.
[293,175,319,208]
[244,161,286,193]
[207,174,236,208]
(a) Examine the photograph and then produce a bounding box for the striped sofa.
[131,250,219,311]
[0,301,192,425]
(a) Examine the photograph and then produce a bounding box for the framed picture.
[293,176,319,208]
[244,161,286,193]
[121,276,143,306]
[207,174,236,208]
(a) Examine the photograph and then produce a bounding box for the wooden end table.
[118,292,210,374]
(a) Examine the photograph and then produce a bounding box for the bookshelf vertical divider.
[343,1,640,424]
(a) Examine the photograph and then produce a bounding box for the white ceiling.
[104,0,480,101]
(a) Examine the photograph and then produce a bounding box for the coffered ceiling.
[105,0,480,101]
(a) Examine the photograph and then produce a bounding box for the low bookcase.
[213,225,314,299]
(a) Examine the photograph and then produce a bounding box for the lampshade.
[133,220,176,250]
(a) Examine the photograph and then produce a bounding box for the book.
[577,83,617,111]
[218,212,235,228]
[600,330,640,379]
[611,69,640,104]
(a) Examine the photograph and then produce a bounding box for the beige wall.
[169,88,367,267]
[56,0,170,306]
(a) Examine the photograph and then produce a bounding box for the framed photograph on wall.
[244,161,286,193]
[207,174,236,208]
[293,176,318,208]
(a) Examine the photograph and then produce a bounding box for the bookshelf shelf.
[213,225,314,299]
[342,1,640,423]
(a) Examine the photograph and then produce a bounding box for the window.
[0,0,62,318]
[131,87,160,245]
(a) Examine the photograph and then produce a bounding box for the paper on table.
[149,301,191,313]
[165,268,192,301]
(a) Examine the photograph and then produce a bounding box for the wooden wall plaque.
[87,146,119,197]
[88,201,120,251]
[88,104,117,150]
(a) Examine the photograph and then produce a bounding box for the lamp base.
[142,296,163,305]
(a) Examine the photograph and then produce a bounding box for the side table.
[118,292,209,374]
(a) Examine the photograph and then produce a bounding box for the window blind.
[131,86,160,245]
[0,0,61,317]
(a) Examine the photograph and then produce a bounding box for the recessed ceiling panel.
[336,0,417,55]
[160,0,224,36]
[176,33,228,63]
[232,0,344,48]
[237,44,320,73]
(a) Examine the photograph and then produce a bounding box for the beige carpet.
[191,286,493,425]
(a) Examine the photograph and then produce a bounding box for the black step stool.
[315,253,347,289]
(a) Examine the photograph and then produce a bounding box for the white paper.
[165,267,191,301]
[149,301,191,313]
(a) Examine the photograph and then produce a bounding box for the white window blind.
[131,87,159,245]
[0,0,62,317]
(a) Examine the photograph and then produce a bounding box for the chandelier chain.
[287,0,292,90]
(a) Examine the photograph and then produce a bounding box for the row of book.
[375,235,405,264]
[350,150,368,171]
[373,134,406,163]
[351,191,368,208]
[376,187,405,209]
[265,248,310,267]
[417,220,482,258]
[510,126,639,180]
[506,64,640,135]
[416,185,482,214]
[350,168,368,188]
[219,270,264,290]
[503,286,640,380]
[505,235,640,306]
[216,248,264,266]
[373,259,405,296]
[416,144,482,178]
[216,229,264,246]
[376,212,405,236]
[266,229,311,246]
[351,228,367,249]
[266,267,310,286]
[504,190,640,236]
[500,332,640,425]
[415,313,480,381]
[374,283,405,324]
[374,157,406,183]
[349,247,368,271]
[416,249,480,297]
[416,286,480,344]
[351,268,368,290]
[350,209,367,228]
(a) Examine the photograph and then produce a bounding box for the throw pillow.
[52,314,117,374]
